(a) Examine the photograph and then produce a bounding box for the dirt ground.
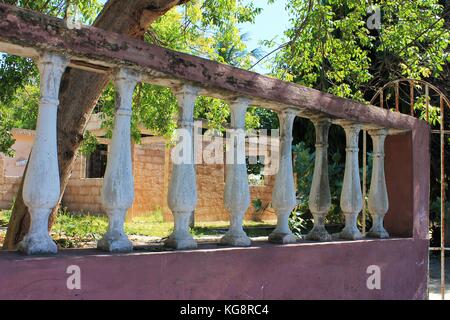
[428,254,450,300]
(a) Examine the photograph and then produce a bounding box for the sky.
[239,0,291,73]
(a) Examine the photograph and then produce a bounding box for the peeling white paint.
[335,121,363,240]
[18,53,69,255]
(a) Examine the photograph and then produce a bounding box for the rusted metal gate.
[368,79,450,300]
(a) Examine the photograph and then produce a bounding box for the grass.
[0,209,11,246]
[0,209,275,248]
[0,210,10,227]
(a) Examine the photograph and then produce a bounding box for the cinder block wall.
[129,142,167,220]
[62,154,103,214]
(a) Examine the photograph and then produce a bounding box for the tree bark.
[3,0,189,250]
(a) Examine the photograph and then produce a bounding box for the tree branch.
[248,0,314,71]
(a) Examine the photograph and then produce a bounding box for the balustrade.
[334,121,364,240]
[11,52,396,254]
[0,4,412,256]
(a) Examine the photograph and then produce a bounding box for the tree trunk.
[3,0,189,250]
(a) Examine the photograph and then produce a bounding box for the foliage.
[414,95,442,126]
[0,209,11,227]
[176,0,263,67]
[270,0,449,101]
[0,84,40,155]
[52,208,108,247]
[261,0,449,238]
[0,55,39,154]
[0,118,15,157]
[78,130,99,156]
[289,209,314,235]
[0,0,103,23]
[251,198,262,212]
[429,197,450,247]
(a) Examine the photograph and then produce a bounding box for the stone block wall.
[129,142,168,220]
[0,159,21,209]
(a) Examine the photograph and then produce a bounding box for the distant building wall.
[0,129,32,208]
[62,154,104,214]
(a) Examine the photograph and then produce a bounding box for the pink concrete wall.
[0,239,428,300]
[385,132,414,237]
[384,121,430,240]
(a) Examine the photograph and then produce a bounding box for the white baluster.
[269,109,297,244]
[97,68,139,252]
[367,128,389,238]
[335,121,363,240]
[18,53,68,255]
[165,84,199,250]
[221,97,251,247]
[306,117,332,241]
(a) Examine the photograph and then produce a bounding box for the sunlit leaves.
[0,84,39,154]
[379,0,449,79]
[270,0,449,101]
[414,95,441,126]
[1,0,103,22]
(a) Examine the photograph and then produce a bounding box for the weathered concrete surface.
[269,110,297,244]
[0,3,430,131]
[0,239,428,300]
[367,129,389,238]
[221,98,252,247]
[165,85,199,250]
[18,53,68,255]
[307,117,332,241]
